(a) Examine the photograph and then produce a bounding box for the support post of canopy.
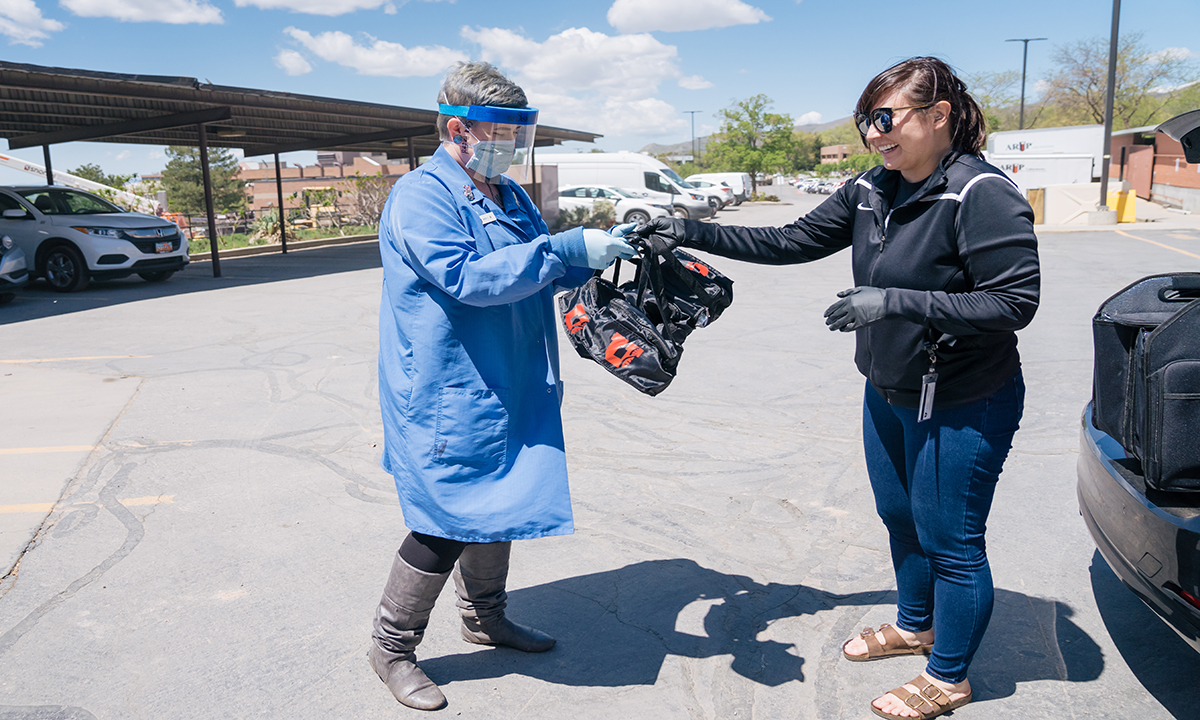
[275,153,288,254]
[198,123,222,278]
[42,145,53,185]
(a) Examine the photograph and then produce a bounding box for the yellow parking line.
[1116,229,1200,260]
[0,355,150,364]
[0,445,95,455]
[0,495,174,514]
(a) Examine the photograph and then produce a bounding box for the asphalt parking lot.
[2,193,1200,720]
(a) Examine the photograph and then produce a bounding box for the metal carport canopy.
[0,60,601,276]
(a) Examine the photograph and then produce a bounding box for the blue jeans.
[862,372,1024,683]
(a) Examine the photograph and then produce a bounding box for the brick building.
[820,144,853,164]
[1110,126,1200,214]
[239,153,411,214]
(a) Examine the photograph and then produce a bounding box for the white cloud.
[678,74,713,90]
[283,27,467,77]
[607,0,770,33]
[462,25,688,136]
[236,0,383,16]
[275,48,313,75]
[0,0,63,45]
[1145,46,1196,63]
[61,0,221,23]
[796,111,822,125]
[235,0,453,15]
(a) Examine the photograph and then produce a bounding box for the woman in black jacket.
[638,57,1038,719]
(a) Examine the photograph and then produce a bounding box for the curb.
[189,233,378,262]
[1035,222,1200,234]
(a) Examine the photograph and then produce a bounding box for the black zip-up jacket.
[681,152,1040,409]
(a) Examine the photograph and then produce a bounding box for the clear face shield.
[439,103,539,183]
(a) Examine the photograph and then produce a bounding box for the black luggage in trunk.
[1092,273,1200,491]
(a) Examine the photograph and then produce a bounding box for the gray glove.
[824,287,888,332]
[634,217,689,250]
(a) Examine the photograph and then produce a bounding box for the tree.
[1040,32,1199,130]
[70,163,134,189]
[788,130,822,172]
[963,70,1021,132]
[344,172,392,228]
[161,145,246,216]
[817,120,866,150]
[704,94,797,194]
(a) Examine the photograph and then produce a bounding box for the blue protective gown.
[377,145,592,543]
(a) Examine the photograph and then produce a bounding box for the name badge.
[479,211,497,225]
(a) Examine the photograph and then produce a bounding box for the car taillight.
[1165,582,1200,612]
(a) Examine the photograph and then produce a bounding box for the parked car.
[0,235,29,304]
[558,185,671,225]
[1078,405,1200,652]
[685,180,735,210]
[0,186,187,293]
[539,153,713,220]
[1076,109,1200,655]
[686,172,751,205]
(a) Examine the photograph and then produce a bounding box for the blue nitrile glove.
[824,287,888,332]
[581,228,636,269]
[609,222,637,239]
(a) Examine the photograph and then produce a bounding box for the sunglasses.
[855,104,933,136]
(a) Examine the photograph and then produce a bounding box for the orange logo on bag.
[683,261,711,277]
[564,304,590,333]
[605,332,644,368]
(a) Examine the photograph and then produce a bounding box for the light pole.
[1097,0,1121,214]
[683,110,701,164]
[1005,37,1047,130]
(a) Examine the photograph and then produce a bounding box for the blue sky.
[0,0,1197,185]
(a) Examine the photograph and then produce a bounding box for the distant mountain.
[639,136,714,157]
[638,115,854,155]
[795,115,853,133]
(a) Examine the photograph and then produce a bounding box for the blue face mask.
[464,130,517,180]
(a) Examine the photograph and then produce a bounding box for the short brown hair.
[436,62,528,142]
[855,57,987,156]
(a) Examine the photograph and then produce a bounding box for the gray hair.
[436,61,528,141]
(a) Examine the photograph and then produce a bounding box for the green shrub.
[556,199,616,231]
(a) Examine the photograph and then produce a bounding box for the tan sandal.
[842,623,933,662]
[870,676,972,719]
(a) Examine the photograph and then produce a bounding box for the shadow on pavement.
[970,587,1102,701]
[1090,550,1200,718]
[0,240,381,326]
[422,558,1103,695]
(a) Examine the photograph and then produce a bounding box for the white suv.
[0,186,187,293]
[558,185,671,225]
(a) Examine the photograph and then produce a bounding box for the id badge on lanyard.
[918,341,938,423]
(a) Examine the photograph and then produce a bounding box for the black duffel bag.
[1093,272,1200,491]
[558,235,733,396]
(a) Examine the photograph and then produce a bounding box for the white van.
[537,152,714,220]
[685,172,752,205]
